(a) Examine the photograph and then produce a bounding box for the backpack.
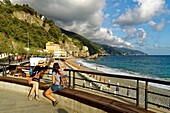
[29,68,33,76]
[29,67,37,77]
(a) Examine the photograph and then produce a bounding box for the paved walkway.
[0,88,71,113]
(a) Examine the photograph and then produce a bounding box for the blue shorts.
[51,85,64,92]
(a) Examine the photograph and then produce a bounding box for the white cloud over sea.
[113,0,165,26]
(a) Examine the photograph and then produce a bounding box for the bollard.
[83,80,86,88]
[99,76,102,81]
[104,78,106,83]
[107,80,111,88]
[116,83,120,94]
[114,91,117,95]
[100,85,103,91]
[96,75,98,80]
[90,82,92,90]
[127,86,131,97]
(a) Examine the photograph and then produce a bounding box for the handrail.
[0,64,170,112]
[64,69,170,111]
[64,69,170,85]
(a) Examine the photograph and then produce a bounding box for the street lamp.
[27,32,29,49]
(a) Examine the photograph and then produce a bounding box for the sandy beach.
[62,58,170,113]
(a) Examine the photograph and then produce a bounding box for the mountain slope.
[97,43,147,55]
[0,1,147,56]
[0,2,103,56]
[61,28,103,54]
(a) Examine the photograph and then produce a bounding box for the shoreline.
[64,57,170,112]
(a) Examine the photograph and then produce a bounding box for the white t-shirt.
[52,71,61,85]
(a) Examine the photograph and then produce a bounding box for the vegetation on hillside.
[0,1,102,56]
[0,0,146,56]
[61,29,102,54]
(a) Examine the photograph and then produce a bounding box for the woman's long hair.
[52,63,60,73]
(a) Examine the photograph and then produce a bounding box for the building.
[53,48,67,58]
[46,42,67,59]
[46,42,60,53]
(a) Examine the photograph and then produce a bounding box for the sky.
[10,0,170,55]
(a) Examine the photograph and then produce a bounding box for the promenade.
[0,59,169,113]
[0,88,70,113]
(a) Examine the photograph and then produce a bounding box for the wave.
[77,59,170,90]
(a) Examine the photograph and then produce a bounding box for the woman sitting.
[45,62,65,106]
[28,59,53,100]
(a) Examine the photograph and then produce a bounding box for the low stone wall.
[0,81,106,113]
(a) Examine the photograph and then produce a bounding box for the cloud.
[91,27,135,48]
[104,13,110,19]
[113,0,165,26]
[154,20,165,31]
[123,27,146,46]
[148,20,165,31]
[113,2,119,8]
[148,20,156,26]
[10,0,134,49]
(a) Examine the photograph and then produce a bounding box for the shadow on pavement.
[54,108,68,113]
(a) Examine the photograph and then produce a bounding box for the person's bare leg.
[29,84,36,96]
[35,82,39,95]
[28,82,36,100]
[45,88,56,102]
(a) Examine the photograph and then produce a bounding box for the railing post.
[2,65,7,77]
[4,65,7,76]
[145,81,148,110]
[2,65,5,77]
[73,71,75,89]
[69,71,71,88]
[136,80,139,107]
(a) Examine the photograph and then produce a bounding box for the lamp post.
[27,32,29,49]
[24,32,29,55]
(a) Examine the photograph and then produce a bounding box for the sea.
[76,55,170,90]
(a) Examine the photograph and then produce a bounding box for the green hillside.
[0,1,102,55]
[0,0,146,56]
[61,29,102,54]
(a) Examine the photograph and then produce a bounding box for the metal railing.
[0,64,170,111]
[64,69,170,111]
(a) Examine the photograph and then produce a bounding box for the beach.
[63,58,170,113]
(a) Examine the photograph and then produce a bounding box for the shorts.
[51,85,64,92]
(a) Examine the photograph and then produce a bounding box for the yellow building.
[46,42,60,53]
[46,42,67,58]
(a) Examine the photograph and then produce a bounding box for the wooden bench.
[0,76,153,113]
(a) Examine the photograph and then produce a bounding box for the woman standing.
[45,63,64,106]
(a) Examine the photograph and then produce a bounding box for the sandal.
[28,95,33,100]
[53,100,59,106]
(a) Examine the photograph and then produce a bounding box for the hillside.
[60,28,105,54]
[0,1,103,57]
[98,44,147,55]
[0,1,147,57]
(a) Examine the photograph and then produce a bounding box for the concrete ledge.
[0,76,153,113]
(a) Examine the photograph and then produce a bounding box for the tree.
[3,0,12,6]
[0,33,8,53]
